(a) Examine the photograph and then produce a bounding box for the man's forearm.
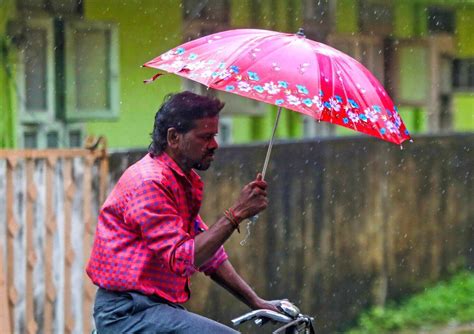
[194,217,236,267]
[210,260,263,309]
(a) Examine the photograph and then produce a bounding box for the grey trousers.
[93,288,239,334]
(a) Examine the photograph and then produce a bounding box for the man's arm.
[194,174,267,267]
[210,259,279,312]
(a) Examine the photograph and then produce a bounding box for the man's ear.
[167,128,180,149]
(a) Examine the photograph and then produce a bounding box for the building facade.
[1,0,473,149]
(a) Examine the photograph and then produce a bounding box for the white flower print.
[386,120,397,133]
[171,60,185,69]
[393,113,401,127]
[192,61,207,71]
[238,81,252,92]
[161,51,174,61]
[329,97,341,112]
[348,111,360,123]
[263,82,280,95]
[311,96,324,111]
[287,95,301,106]
[201,70,213,78]
[364,108,379,122]
[218,70,231,80]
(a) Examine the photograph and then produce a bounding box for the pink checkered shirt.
[86,153,228,303]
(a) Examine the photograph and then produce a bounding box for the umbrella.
[143,28,412,242]
[144,28,411,175]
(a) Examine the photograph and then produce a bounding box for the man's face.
[177,116,219,171]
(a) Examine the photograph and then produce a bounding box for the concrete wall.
[108,133,473,333]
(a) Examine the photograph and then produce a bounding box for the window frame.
[18,122,64,149]
[453,58,474,92]
[17,17,56,124]
[64,20,119,121]
[64,123,85,147]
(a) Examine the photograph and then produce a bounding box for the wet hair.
[148,91,224,156]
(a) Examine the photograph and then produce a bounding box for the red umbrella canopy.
[144,29,411,145]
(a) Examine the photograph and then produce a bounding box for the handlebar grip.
[231,309,292,326]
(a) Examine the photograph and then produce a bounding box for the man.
[87,91,279,333]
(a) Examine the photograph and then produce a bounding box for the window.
[18,123,63,149]
[302,0,335,41]
[183,0,230,24]
[392,41,429,106]
[22,127,39,148]
[453,59,474,91]
[217,116,233,145]
[427,7,455,34]
[18,0,83,15]
[359,2,393,36]
[327,34,385,83]
[65,124,84,147]
[64,21,119,121]
[46,130,60,148]
[182,0,230,40]
[12,14,119,148]
[17,18,55,124]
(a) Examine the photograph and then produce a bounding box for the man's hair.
[148,91,225,156]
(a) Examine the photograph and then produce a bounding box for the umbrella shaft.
[261,106,283,179]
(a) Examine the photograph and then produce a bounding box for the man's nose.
[209,137,218,150]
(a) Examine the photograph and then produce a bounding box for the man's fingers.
[249,180,267,190]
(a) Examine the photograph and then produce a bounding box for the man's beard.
[192,150,215,171]
[193,161,211,170]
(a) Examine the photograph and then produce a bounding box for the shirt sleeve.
[193,215,229,275]
[124,179,197,277]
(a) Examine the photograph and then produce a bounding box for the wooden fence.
[0,138,108,334]
[1,134,472,333]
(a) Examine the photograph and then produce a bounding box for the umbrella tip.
[296,28,306,37]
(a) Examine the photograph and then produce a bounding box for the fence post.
[0,246,11,333]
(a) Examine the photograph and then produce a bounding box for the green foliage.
[348,271,474,333]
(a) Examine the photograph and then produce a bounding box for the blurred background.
[0,1,473,333]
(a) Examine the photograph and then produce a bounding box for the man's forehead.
[194,116,219,129]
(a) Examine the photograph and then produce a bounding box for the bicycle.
[231,300,315,333]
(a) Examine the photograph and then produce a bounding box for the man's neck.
[164,149,191,174]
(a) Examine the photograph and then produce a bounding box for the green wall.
[84,0,182,149]
[0,0,16,148]
[83,0,473,149]
[454,94,474,131]
[336,0,358,33]
[456,6,474,57]
[3,0,471,149]
[391,1,474,136]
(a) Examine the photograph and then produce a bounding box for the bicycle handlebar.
[231,309,293,326]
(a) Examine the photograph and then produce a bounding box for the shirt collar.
[152,152,202,186]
